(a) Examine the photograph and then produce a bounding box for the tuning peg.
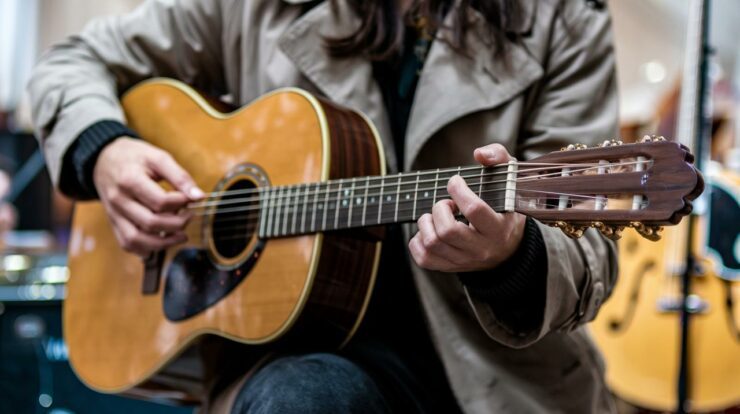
[591,221,624,240]
[640,135,667,143]
[630,221,663,241]
[550,221,588,239]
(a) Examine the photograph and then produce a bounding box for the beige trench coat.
[28,0,620,412]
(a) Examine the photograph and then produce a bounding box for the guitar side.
[64,79,384,398]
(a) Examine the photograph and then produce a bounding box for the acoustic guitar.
[64,78,702,401]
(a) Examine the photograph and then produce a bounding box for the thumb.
[474,143,512,166]
[149,152,204,201]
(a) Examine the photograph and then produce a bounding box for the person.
[28,0,618,412]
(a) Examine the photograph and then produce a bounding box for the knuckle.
[119,236,135,252]
[118,172,137,190]
[149,198,167,213]
[416,252,430,268]
[422,233,438,249]
[437,224,457,242]
[475,249,492,263]
[141,215,158,232]
[106,189,121,204]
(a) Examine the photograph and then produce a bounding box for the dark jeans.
[230,353,390,414]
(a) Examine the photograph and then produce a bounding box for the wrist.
[67,121,139,199]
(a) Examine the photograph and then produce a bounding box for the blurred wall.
[610,0,740,123]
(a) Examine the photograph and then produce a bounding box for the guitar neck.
[256,163,515,238]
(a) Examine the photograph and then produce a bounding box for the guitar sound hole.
[212,179,258,260]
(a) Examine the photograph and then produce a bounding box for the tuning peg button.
[629,222,663,241]
[591,221,624,240]
[550,221,587,238]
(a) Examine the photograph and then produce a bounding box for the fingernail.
[482,148,497,159]
[188,187,205,200]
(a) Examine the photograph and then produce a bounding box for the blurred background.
[0,0,738,413]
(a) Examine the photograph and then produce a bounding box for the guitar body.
[64,79,384,397]
[591,224,740,411]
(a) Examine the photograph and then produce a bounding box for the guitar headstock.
[515,136,704,241]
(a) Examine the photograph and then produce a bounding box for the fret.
[291,185,300,235]
[394,173,402,222]
[274,186,284,237]
[311,182,320,232]
[265,187,276,238]
[480,165,508,212]
[282,186,292,236]
[321,182,331,231]
[478,167,484,197]
[432,168,440,205]
[334,180,343,230]
[361,176,369,227]
[412,172,420,219]
[415,169,438,218]
[347,178,356,227]
[397,173,421,222]
[377,177,385,224]
[300,183,309,234]
[258,187,267,238]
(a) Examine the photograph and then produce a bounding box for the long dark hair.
[326,0,523,61]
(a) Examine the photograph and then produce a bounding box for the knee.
[231,353,388,414]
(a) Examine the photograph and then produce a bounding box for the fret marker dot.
[424,192,429,197]
[371,197,376,203]
[342,200,348,207]
[387,196,392,201]
[405,194,410,200]
[356,198,362,205]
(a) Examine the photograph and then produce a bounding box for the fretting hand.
[409,144,526,272]
[93,137,204,256]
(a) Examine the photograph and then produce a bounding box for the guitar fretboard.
[255,164,514,238]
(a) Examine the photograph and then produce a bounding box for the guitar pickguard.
[162,241,266,321]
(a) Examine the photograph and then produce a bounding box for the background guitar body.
[590,222,740,411]
[64,79,384,398]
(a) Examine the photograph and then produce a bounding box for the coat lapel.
[277,1,398,170]
[278,0,543,171]
[404,5,543,169]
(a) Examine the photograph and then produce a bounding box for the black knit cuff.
[59,120,139,199]
[458,217,548,330]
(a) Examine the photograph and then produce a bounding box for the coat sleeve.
[27,0,226,193]
[465,0,619,348]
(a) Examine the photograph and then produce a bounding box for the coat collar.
[278,1,542,170]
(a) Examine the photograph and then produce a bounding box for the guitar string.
[193,178,609,223]
[206,196,596,242]
[191,161,616,200]
[203,188,619,241]
[187,160,643,213]
[188,161,640,218]
[187,160,641,209]
[201,187,606,232]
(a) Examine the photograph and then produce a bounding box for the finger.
[147,151,204,201]
[474,143,513,166]
[114,214,187,256]
[416,213,468,264]
[113,198,191,234]
[431,198,478,248]
[447,175,504,236]
[124,176,191,213]
[408,235,457,271]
